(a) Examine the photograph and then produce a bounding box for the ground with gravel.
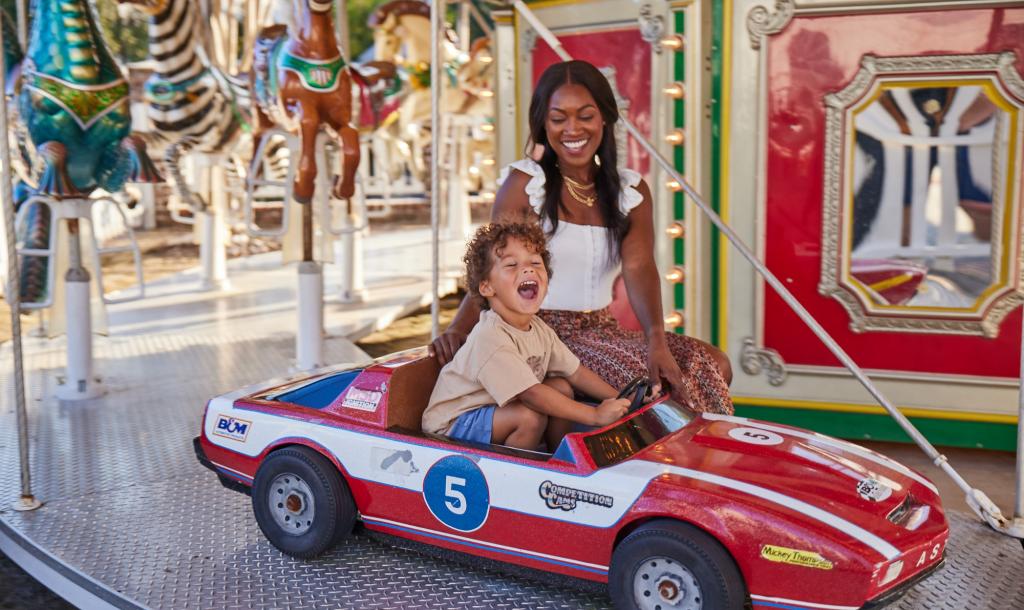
[0,551,74,609]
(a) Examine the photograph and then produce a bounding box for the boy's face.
[478,237,549,321]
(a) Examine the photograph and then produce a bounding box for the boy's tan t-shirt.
[422,309,580,435]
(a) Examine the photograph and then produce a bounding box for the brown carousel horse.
[252,0,359,205]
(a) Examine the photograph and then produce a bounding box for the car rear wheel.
[252,446,356,558]
[609,520,745,610]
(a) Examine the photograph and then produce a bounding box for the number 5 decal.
[423,455,490,531]
[445,476,467,514]
[729,427,784,446]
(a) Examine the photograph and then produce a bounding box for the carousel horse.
[118,0,251,211]
[12,0,159,303]
[251,0,360,205]
[367,0,495,184]
[18,0,160,197]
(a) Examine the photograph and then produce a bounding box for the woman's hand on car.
[429,328,468,365]
[647,340,695,410]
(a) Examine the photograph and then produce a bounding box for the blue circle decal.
[422,455,490,532]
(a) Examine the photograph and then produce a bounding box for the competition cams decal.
[538,480,614,511]
[760,545,834,570]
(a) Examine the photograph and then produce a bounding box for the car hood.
[635,413,941,532]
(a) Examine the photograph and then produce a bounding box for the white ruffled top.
[497,158,645,312]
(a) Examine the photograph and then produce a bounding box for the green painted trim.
[709,1,724,347]
[735,404,1017,451]
[674,10,685,268]
[674,9,686,319]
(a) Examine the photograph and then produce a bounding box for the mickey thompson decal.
[539,480,614,511]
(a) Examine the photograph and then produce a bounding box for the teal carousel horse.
[17,0,160,197]
[12,0,160,304]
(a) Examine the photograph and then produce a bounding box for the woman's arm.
[618,180,692,405]
[429,169,537,363]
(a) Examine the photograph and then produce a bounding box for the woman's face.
[544,83,603,170]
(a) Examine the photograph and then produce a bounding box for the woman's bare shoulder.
[493,168,537,220]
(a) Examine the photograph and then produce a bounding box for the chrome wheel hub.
[633,557,702,610]
[268,473,316,535]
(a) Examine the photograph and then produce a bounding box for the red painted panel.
[761,8,1024,377]
[531,27,652,175]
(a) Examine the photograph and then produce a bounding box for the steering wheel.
[617,376,654,414]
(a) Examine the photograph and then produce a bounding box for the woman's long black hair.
[527,60,629,259]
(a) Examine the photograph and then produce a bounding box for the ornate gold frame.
[818,52,1024,337]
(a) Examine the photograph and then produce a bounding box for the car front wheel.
[609,520,745,610]
[252,446,356,558]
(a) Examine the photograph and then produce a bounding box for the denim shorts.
[448,404,497,444]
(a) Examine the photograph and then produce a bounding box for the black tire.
[609,520,746,610]
[251,446,356,558]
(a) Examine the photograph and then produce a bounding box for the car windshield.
[580,399,696,467]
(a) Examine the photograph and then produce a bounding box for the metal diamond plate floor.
[2,331,1023,609]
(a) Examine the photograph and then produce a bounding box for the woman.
[432,60,732,414]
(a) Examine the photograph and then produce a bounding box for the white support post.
[198,162,230,291]
[138,183,157,230]
[338,200,367,304]
[56,219,103,400]
[445,116,471,240]
[295,260,324,371]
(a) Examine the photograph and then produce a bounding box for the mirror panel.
[820,53,1024,336]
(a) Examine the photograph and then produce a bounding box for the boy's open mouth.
[517,279,539,300]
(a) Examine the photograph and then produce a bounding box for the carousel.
[1,0,1023,608]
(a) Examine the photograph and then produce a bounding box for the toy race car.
[194,348,948,610]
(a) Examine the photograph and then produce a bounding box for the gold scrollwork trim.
[740,337,788,386]
[746,0,795,50]
[819,52,1024,338]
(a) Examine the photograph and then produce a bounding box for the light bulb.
[663,82,685,99]
[666,222,685,239]
[664,267,685,283]
[664,311,684,327]
[660,34,685,51]
[665,129,685,146]
[665,179,683,192]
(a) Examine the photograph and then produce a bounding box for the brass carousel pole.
[429,0,443,338]
[1,19,41,512]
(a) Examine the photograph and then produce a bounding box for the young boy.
[422,222,629,450]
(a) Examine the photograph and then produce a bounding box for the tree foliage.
[94,0,149,64]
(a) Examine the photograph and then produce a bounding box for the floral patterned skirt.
[538,308,733,415]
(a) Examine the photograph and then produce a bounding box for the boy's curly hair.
[464,221,551,309]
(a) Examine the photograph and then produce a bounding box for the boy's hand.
[592,398,630,426]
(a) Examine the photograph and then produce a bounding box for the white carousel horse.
[367,0,496,186]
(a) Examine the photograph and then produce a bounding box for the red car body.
[195,349,948,609]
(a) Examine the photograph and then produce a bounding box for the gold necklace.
[563,174,596,207]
